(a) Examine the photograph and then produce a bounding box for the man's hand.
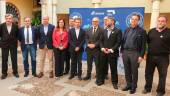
[138,57,143,63]
[103,48,109,54]
[88,44,95,49]
[75,47,80,52]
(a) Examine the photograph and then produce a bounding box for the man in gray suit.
[83,17,103,81]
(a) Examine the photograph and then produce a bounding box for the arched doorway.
[6,2,20,25]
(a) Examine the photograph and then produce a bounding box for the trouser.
[54,48,66,77]
[64,48,70,73]
[98,52,118,84]
[39,45,53,73]
[70,51,83,76]
[86,50,100,77]
[22,44,37,74]
[144,54,169,94]
[1,45,18,75]
[122,50,139,89]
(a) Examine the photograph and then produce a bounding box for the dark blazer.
[100,27,122,56]
[18,26,38,50]
[37,24,55,49]
[85,26,103,51]
[121,26,147,57]
[0,23,19,48]
[69,28,85,53]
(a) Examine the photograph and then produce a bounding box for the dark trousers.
[64,48,70,73]
[22,44,36,74]
[86,50,100,77]
[70,51,83,76]
[1,45,18,75]
[122,50,139,89]
[98,52,118,84]
[144,54,169,94]
[54,48,66,77]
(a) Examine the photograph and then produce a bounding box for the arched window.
[6,2,20,24]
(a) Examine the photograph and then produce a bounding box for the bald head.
[43,15,49,25]
[92,17,99,27]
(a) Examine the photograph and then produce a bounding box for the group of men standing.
[0,13,170,96]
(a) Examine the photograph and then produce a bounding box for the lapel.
[78,28,82,40]
[108,28,116,39]
[22,27,25,40]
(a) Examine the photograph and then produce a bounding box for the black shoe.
[122,86,131,91]
[113,84,118,89]
[14,73,19,78]
[156,92,164,96]
[63,71,69,75]
[78,76,82,80]
[68,75,74,79]
[130,89,136,94]
[24,71,29,77]
[83,75,91,80]
[96,81,104,86]
[142,89,151,94]
[1,74,7,80]
[32,73,37,77]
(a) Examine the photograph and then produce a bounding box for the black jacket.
[69,28,85,53]
[121,26,147,57]
[100,27,122,56]
[37,24,55,49]
[85,26,103,52]
[0,23,19,48]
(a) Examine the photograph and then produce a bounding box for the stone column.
[91,0,102,8]
[150,0,161,28]
[40,0,47,22]
[0,0,6,23]
[52,0,57,26]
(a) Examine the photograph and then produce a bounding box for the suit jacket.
[85,26,103,52]
[121,26,147,57]
[69,28,85,53]
[100,27,122,56]
[0,23,19,48]
[18,26,38,50]
[37,24,55,49]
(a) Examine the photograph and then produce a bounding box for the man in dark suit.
[97,17,122,90]
[68,18,85,80]
[0,14,19,79]
[18,17,38,77]
[83,17,103,81]
[121,14,147,94]
[37,16,55,78]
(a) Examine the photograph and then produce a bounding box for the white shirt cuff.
[101,48,105,51]
[109,49,114,53]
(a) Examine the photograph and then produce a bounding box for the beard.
[158,25,166,30]
[107,24,112,28]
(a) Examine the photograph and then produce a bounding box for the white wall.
[56,0,170,13]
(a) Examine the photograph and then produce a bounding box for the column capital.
[91,0,102,4]
[152,0,161,2]
[52,0,58,6]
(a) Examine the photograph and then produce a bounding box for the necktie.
[27,28,29,43]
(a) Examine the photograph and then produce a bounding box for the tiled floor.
[0,52,170,96]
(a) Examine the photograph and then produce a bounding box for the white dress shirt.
[75,28,80,39]
[24,26,33,44]
[7,25,12,34]
[44,25,48,35]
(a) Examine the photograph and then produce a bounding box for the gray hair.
[5,14,13,18]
